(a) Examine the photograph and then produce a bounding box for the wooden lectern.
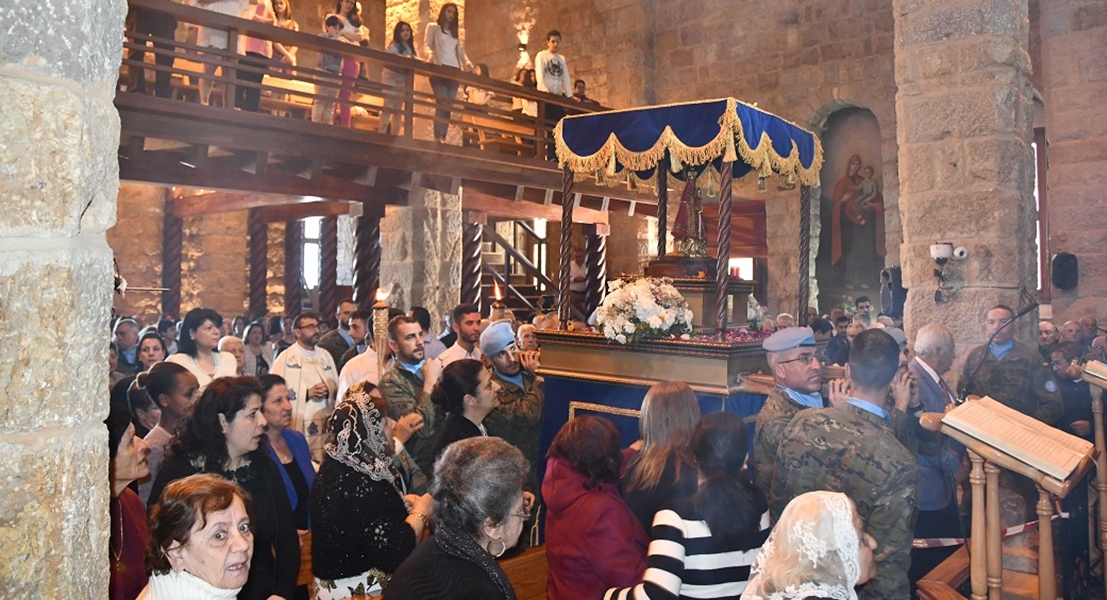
[1081,361,1107,596]
[939,397,1095,600]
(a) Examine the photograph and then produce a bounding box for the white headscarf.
[741,491,863,600]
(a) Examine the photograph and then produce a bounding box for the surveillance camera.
[930,243,954,265]
[953,246,969,261]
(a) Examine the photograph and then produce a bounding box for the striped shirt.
[604,501,772,600]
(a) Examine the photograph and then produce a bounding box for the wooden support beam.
[514,186,525,202]
[255,201,360,223]
[544,189,554,205]
[122,151,381,204]
[248,208,268,317]
[461,188,608,225]
[127,136,146,159]
[244,151,268,176]
[355,166,377,186]
[183,144,208,169]
[170,191,353,218]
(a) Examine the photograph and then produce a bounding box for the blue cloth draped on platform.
[553,97,823,185]
[538,375,766,485]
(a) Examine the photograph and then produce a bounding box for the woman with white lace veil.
[309,382,434,599]
[741,491,877,600]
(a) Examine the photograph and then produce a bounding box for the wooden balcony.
[117,0,662,221]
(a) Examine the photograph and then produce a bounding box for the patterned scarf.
[434,524,516,600]
[324,389,394,483]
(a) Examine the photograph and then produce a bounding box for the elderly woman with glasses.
[384,437,531,600]
[309,382,435,599]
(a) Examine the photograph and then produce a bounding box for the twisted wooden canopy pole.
[656,156,669,260]
[461,221,483,310]
[558,167,574,329]
[798,185,812,320]
[714,161,734,338]
[584,226,607,316]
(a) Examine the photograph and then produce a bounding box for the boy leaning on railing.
[311,14,353,125]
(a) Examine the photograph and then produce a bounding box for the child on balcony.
[312,15,352,125]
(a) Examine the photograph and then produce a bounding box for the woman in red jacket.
[543,415,648,600]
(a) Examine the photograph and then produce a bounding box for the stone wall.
[0,0,127,596]
[109,184,165,323]
[109,185,307,324]
[1037,0,1107,322]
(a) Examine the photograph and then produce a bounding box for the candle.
[490,280,509,322]
[373,288,390,375]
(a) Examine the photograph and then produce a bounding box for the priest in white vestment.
[271,312,338,462]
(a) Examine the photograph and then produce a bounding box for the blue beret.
[480,320,517,357]
[762,326,817,352]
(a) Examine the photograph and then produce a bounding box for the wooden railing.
[120,0,605,159]
[481,223,586,322]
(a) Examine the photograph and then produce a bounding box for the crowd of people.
[107,294,1100,600]
[127,0,598,145]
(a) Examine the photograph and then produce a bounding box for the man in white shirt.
[271,312,338,462]
[437,303,483,366]
[568,246,587,312]
[535,29,571,159]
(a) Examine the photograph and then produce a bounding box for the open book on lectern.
[941,396,1094,482]
[1082,360,1107,390]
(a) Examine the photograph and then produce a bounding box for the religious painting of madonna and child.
[815,107,886,311]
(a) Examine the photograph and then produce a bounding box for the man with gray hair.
[753,327,824,495]
[113,318,141,375]
[907,323,966,585]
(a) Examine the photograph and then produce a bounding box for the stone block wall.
[1038,0,1107,321]
[0,0,127,596]
[110,184,165,323]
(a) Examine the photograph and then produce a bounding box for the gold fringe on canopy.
[554,98,824,187]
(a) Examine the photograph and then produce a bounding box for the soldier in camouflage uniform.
[771,329,918,600]
[960,305,1064,525]
[377,315,444,475]
[479,321,544,495]
[959,305,1063,426]
[752,327,825,495]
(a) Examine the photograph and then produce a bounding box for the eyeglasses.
[511,506,532,520]
[296,323,320,331]
[777,353,820,366]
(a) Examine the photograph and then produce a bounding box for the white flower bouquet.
[595,277,694,344]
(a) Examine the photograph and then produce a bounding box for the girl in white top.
[167,308,238,393]
[192,0,249,105]
[423,3,473,142]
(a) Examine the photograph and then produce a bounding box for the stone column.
[893,0,1037,347]
[0,0,126,596]
[381,188,463,319]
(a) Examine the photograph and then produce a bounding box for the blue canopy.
[554,97,823,186]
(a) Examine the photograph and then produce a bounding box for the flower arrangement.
[596,277,694,344]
